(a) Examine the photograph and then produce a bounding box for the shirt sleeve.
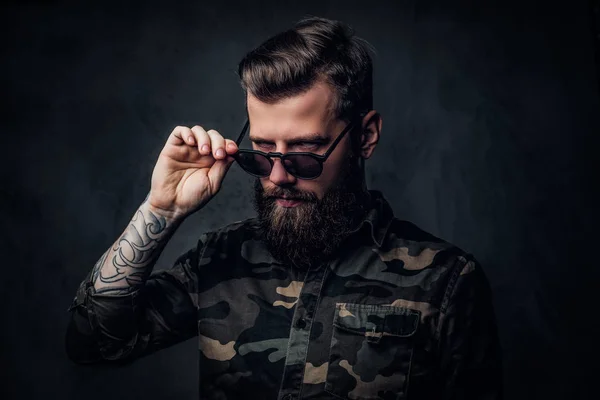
[437,255,504,400]
[65,235,208,364]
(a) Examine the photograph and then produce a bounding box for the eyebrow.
[249,133,329,145]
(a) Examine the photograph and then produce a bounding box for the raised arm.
[65,125,238,364]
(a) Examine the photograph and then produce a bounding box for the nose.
[268,158,296,186]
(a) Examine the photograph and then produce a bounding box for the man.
[66,17,502,400]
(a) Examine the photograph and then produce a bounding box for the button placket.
[295,318,307,329]
[277,264,327,400]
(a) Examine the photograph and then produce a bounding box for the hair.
[238,16,374,124]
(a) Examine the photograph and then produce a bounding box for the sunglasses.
[232,119,356,180]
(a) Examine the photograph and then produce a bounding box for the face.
[247,81,372,269]
[247,80,351,200]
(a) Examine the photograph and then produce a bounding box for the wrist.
[143,201,187,225]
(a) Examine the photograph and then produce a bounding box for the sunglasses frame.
[232,119,357,180]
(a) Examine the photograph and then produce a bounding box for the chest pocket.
[324,303,420,400]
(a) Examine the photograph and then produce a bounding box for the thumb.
[207,156,235,191]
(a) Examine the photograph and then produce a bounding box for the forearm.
[66,199,200,364]
[92,197,183,295]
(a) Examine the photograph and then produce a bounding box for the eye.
[295,142,321,150]
[255,142,274,151]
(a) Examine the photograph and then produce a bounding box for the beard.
[252,154,370,270]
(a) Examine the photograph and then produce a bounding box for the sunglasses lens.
[284,155,322,179]
[236,152,272,177]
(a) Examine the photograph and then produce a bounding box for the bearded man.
[66,16,502,400]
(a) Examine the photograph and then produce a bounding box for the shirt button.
[295,318,307,329]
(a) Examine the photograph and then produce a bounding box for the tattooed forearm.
[92,199,182,295]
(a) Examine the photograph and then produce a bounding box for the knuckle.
[207,129,222,138]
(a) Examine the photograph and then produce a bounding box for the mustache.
[261,186,318,202]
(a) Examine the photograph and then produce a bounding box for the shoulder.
[380,218,476,276]
[379,218,491,311]
[196,217,278,266]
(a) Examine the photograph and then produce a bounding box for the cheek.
[302,170,341,200]
[320,149,350,185]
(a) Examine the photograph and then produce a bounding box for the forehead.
[247,81,339,140]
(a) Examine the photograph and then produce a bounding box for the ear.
[359,110,382,159]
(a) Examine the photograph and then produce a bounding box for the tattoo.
[91,248,110,284]
[92,205,169,295]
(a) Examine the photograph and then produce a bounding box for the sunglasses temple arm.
[323,121,355,158]
[235,120,250,147]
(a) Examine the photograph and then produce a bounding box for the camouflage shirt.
[66,190,502,400]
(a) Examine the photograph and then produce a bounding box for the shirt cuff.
[68,272,146,361]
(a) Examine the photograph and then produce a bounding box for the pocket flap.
[333,303,420,343]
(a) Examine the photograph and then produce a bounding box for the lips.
[267,195,304,201]
[275,197,304,208]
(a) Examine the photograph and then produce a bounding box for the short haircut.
[238,16,374,123]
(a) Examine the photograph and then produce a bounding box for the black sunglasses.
[232,119,356,180]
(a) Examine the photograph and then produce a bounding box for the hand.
[148,125,238,219]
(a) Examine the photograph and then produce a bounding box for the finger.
[191,126,211,156]
[183,127,198,147]
[168,126,192,146]
[207,156,235,191]
[224,139,238,155]
[207,129,226,160]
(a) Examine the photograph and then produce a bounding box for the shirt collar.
[350,190,395,248]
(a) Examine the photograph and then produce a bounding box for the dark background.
[1,0,599,399]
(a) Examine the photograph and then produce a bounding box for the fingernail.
[202,145,210,152]
[216,149,225,158]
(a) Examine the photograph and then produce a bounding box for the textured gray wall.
[1,0,599,399]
